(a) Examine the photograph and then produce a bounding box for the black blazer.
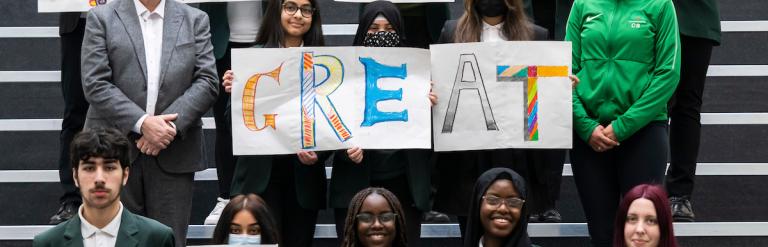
[59,13,82,34]
[437,20,549,44]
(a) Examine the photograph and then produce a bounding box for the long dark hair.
[464,168,531,247]
[352,0,406,46]
[340,187,407,247]
[211,194,280,244]
[255,0,325,47]
[455,0,532,42]
[613,184,678,247]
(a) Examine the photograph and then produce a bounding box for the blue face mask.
[228,234,261,245]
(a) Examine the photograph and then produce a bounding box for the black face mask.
[475,0,508,18]
[363,31,401,47]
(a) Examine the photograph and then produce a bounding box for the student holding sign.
[328,1,435,245]
[221,0,328,245]
[431,0,547,237]
[565,0,680,246]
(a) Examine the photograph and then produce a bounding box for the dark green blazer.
[231,153,330,210]
[329,149,433,211]
[33,208,174,247]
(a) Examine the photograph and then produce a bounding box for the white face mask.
[228,234,261,245]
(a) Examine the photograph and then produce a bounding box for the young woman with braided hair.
[341,187,408,247]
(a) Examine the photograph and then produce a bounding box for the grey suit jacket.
[81,0,219,173]
[33,208,175,247]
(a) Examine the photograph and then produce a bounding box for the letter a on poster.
[430,41,573,151]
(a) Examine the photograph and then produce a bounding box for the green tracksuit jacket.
[566,0,681,142]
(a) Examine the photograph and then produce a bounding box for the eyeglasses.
[483,195,525,208]
[282,2,315,18]
[355,212,398,224]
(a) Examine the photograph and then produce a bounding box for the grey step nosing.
[0,21,766,38]
[1,222,768,240]
[1,163,767,183]
[2,113,768,132]
[1,65,767,83]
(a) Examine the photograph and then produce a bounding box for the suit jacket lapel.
[115,210,139,247]
[115,0,148,84]
[159,1,184,87]
[62,217,85,247]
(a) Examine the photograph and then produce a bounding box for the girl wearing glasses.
[221,0,327,245]
[211,194,280,245]
[613,184,678,247]
[431,0,548,237]
[341,187,408,247]
[466,167,532,247]
[329,1,435,245]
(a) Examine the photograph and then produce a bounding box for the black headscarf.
[352,0,407,46]
[464,168,532,247]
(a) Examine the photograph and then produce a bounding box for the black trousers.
[666,35,715,198]
[571,121,668,247]
[213,41,254,198]
[57,18,87,204]
[526,149,566,213]
[261,161,318,247]
[333,175,423,246]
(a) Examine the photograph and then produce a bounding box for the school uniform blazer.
[32,209,175,247]
[329,149,433,211]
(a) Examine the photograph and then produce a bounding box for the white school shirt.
[79,202,124,247]
[228,1,262,42]
[480,21,506,42]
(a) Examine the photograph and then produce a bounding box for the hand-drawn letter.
[359,57,408,127]
[301,52,353,149]
[242,64,282,131]
[497,65,568,141]
[442,54,498,133]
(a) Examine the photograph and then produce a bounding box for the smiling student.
[33,128,174,247]
[465,168,532,247]
[340,187,408,247]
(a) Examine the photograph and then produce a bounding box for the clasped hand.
[588,124,619,152]
[137,114,178,156]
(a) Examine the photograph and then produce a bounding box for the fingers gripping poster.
[431,42,573,151]
[231,47,432,155]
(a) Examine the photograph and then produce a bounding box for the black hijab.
[352,0,407,46]
[464,168,532,247]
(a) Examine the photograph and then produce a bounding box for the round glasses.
[282,2,315,18]
[483,195,525,208]
[355,212,397,224]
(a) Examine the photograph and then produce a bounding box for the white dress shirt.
[227,1,262,42]
[79,202,124,247]
[132,0,166,134]
[480,21,506,42]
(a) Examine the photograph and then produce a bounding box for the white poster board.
[335,0,453,3]
[430,41,573,151]
[38,0,260,12]
[231,47,432,155]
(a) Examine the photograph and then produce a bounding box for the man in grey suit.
[80,0,218,245]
